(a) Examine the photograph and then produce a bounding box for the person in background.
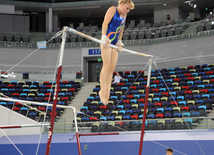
[166,148,173,155]
[113,72,124,84]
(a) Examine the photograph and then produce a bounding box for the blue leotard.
[106,7,126,45]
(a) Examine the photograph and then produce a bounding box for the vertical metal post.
[138,57,153,155]
[45,27,67,155]
[73,108,82,155]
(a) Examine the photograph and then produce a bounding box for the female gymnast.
[99,0,134,105]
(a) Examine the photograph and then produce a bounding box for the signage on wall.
[88,49,101,55]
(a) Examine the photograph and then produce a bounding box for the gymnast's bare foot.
[99,90,107,105]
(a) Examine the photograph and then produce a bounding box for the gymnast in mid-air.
[99,0,134,105]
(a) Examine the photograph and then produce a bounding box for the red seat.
[187,77,194,81]
[187,66,194,69]
[89,117,98,121]
[137,99,144,104]
[43,81,50,85]
[184,90,192,95]
[184,73,191,77]
[130,115,138,120]
[181,106,189,112]
[153,80,159,84]
[7,84,14,88]
[200,89,208,94]
[124,71,131,75]
[162,92,169,97]
[170,101,178,106]
[130,86,136,90]
[62,81,69,84]
[173,78,180,82]
[206,71,213,75]
[155,114,163,118]
[154,102,162,108]
[152,88,159,93]
[122,100,130,105]
[181,86,189,91]
[126,95,133,100]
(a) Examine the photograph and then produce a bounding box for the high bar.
[0,97,74,110]
[66,27,153,58]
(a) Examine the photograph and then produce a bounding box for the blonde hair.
[118,0,135,9]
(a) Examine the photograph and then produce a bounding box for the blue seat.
[156,76,163,80]
[175,71,182,74]
[177,96,184,101]
[164,113,172,118]
[184,119,193,125]
[133,94,140,99]
[0,102,7,106]
[100,117,107,121]
[153,97,160,102]
[81,117,89,122]
[187,81,194,85]
[191,73,198,76]
[23,89,30,93]
[80,106,88,111]
[159,88,166,92]
[196,100,204,105]
[195,80,202,85]
[173,113,181,118]
[169,92,176,96]
[38,93,45,97]
[156,108,164,113]
[204,67,210,71]
[178,101,186,106]
[162,102,170,107]
[123,115,130,120]
[165,107,172,113]
[20,93,27,97]
[154,93,161,97]
[193,95,201,100]
[147,114,155,119]
[58,93,65,97]
[191,111,200,117]
[130,99,137,104]
[126,110,133,115]
[206,84,213,88]
[117,105,124,110]
[177,74,183,78]
[168,68,174,71]
[202,75,209,80]
[87,96,94,101]
[168,87,174,91]
[150,84,157,88]
[119,110,126,115]
[209,75,214,79]
[182,112,190,117]
[197,85,205,89]
[199,72,205,76]
[202,94,210,99]
[174,67,180,70]
[198,105,206,111]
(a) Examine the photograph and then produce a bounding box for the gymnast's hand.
[101,35,111,47]
[116,40,124,52]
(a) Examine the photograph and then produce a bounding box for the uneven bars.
[0,97,74,110]
[66,27,153,58]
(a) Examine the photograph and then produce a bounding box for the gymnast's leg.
[105,48,118,104]
[99,44,112,105]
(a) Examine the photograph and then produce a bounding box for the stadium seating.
[76,64,214,132]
